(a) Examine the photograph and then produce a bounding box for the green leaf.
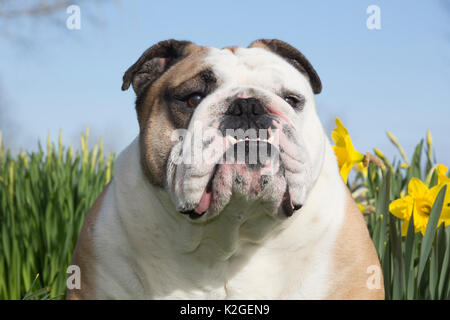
[429,169,439,188]
[429,244,439,299]
[376,170,391,218]
[22,287,50,300]
[437,228,450,299]
[389,213,404,299]
[382,241,392,300]
[404,214,416,297]
[22,273,39,300]
[372,170,391,264]
[407,140,423,181]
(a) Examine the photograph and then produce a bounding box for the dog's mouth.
[180,138,302,220]
[180,166,216,220]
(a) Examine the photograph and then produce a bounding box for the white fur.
[92,135,346,299]
[88,47,348,299]
[167,47,326,218]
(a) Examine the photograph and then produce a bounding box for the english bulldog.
[67,39,384,300]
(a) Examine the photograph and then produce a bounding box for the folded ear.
[122,39,193,96]
[249,39,322,94]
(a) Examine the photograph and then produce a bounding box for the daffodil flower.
[356,162,368,178]
[437,164,450,226]
[389,178,450,236]
[437,164,450,184]
[357,203,366,213]
[331,118,365,184]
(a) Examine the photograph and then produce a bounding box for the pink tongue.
[195,190,212,214]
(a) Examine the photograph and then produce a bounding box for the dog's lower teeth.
[227,136,238,145]
[231,138,271,143]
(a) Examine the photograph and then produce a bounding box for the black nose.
[229,98,265,116]
[219,97,272,135]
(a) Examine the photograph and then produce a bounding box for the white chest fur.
[91,137,346,299]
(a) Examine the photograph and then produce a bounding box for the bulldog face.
[122,39,325,221]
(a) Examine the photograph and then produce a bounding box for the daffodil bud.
[374,148,385,159]
[68,143,73,161]
[386,131,409,165]
[373,148,394,172]
[427,130,432,148]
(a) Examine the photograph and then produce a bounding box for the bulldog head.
[122,39,326,221]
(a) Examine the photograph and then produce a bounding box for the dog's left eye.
[186,93,204,108]
[284,95,304,109]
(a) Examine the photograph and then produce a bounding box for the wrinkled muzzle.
[166,90,313,221]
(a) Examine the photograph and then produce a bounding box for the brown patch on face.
[325,188,385,299]
[166,68,217,128]
[124,39,320,188]
[223,46,239,54]
[137,45,213,187]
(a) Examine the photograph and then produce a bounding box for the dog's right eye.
[283,94,306,110]
[186,93,204,108]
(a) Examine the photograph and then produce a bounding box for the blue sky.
[1,0,449,165]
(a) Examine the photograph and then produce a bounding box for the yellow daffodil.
[357,203,366,213]
[356,162,368,178]
[331,118,365,184]
[437,164,450,184]
[389,178,450,236]
[437,165,450,226]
